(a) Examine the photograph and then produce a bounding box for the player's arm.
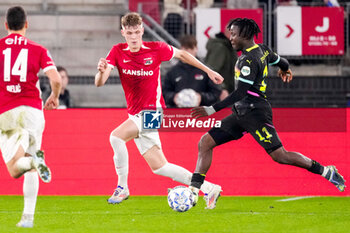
[267,48,292,83]
[95,58,112,87]
[173,48,223,85]
[276,57,292,83]
[191,60,255,118]
[44,68,62,110]
[191,81,251,118]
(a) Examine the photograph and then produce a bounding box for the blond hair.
[121,12,143,29]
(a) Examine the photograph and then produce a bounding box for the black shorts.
[208,102,282,154]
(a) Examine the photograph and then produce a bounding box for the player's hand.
[44,93,59,110]
[97,58,108,73]
[278,69,293,83]
[191,106,207,118]
[191,106,216,119]
[207,70,224,84]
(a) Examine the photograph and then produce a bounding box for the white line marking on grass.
[276,196,316,202]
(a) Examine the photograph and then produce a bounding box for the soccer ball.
[167,186,194,212]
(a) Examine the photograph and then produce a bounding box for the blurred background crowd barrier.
[0,0,349,108]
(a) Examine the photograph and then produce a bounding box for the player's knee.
[109,133,118,145]
[270,154,284,164]
[198,134,215,151]
[11,173,21,179]
[8,168,21,179]
[269,148,288,164]
[6,158,24,179]
[152,163,167,175]
[109,134,125,153]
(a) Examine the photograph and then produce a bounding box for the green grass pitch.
[0,196,349,233]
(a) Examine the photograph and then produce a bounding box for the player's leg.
[143,145,219,193]
[192,133,217,175]
[16,169,38,228]
[0,111,32,178]
[191,114,243,184]
[108,118,138,204]
[5,144,32,178]
[0,107,44,228]
[191,114,244,208]
[140,134,222,209]
[4,106,51,183]
[269,146,346,192]
[190,132,232,209]
[247,121,311,169]
[17,107,48,227]
[143,145,191,184]
[144,145,194,185]
[245,107,345,192]
[3,146,38,228]
[137,132,197,188]
[268,146,311,168]
[191,114,243,186]
[190,133,222,209]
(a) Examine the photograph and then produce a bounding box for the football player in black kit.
[189,18,345,208]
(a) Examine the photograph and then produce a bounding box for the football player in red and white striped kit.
[95,12,223,209]
[0,6,61,228]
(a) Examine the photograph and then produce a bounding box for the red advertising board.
[0,108,348,196]
[196,8,264,57]
[277,6,344,56]
[302,7,344,55]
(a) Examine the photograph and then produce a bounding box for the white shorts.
[128,113,162,155]
[0,106,45,163]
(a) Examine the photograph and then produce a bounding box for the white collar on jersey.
[123,44,151,51]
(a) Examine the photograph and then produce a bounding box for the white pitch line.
[276,196,316,202]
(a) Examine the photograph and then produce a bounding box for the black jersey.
[210,44,285,153]
[234,44,280,99]
[212,43,286,114]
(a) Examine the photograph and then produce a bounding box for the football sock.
[23,171,39,216]
[110,135,128,188]
[153,163,213,193]
[16,157,34,173]
[191,173,206,190]
[153,162,191,184]
[307,160,324,175]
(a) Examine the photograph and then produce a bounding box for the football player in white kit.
[95,12,223,209]
[0,6,62,227]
